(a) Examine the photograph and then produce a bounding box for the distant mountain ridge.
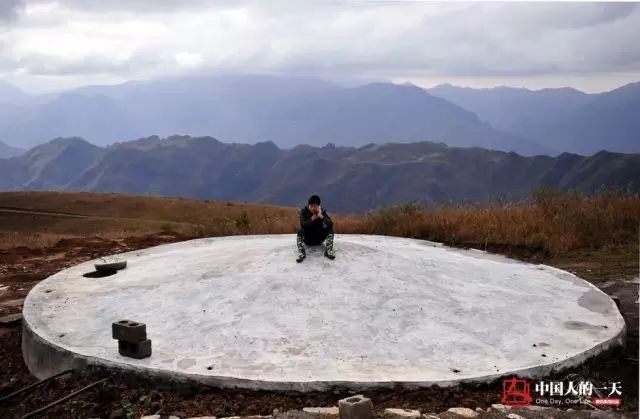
[0,140,24,158]
[0,74,548,155]
[428,82,640,155]
[1,136,637,212]
[1,76,638,157]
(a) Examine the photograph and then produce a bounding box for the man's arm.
[300,209,314,229]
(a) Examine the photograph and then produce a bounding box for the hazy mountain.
[428,82,640,155]
[1,136,637,212]
[0,81,32,105]
[0,137,105,190]
[0,140,24,158]
[0,75,545,155]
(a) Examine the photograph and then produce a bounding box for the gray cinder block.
[338,395,372,419]
[112,320,147,343]
[118,339,152,359]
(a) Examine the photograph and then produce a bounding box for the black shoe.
[324,250,335,260]
[296,253,306,263]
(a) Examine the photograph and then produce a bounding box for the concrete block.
[118,338,152,359]
[446,407,478,417]
[338,395,372,419]
[384,409,421,418]
[112,319,147,342]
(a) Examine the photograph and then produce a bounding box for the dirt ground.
[0,232,638,418]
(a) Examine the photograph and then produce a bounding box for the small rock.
[507,414,525,419]
[189,417,217,419]
[0,313,22,325]
[140,416,161,419]
[523,406,548,411]
[490,404,507,411]
[423,415,439,419]
[303,407,339,416]
[446,407,478,417]
[384,409,421,418]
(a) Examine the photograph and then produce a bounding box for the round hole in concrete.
[83,270,117,278]
[118,320,130,324]
[346,397,361,403]
[129,322,139,327]
[207,366,213,370]
[59,333,65,338]
[45,290,53,293]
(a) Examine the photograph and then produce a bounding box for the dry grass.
[339,189,640,258]
[0,191,300,249]
[1,190,638,264]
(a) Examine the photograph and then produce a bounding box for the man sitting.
[296,194,335,262]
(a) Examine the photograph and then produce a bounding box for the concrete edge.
[21,313,626,392]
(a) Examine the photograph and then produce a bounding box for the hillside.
[1,136,638,212]
[428,82,640,155]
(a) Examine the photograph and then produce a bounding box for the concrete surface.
[22,234,625,391]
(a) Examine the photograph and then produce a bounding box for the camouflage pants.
[297,228,334,256]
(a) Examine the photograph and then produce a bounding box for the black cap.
[308,195,321,205]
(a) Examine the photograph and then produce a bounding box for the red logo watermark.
[592,398,622,407]
[501,377,623,408]
[501,377,533,406]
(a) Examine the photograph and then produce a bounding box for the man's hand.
[317,206,323,218]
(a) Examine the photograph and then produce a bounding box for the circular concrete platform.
[23,235,625,391]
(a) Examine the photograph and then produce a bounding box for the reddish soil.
[0,234,637,418]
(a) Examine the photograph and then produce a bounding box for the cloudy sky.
[1,0,639,94]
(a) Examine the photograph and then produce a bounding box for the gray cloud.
[0,0,24,22]
[0,1,638,91]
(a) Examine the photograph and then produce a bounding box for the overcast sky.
[1,1,639,94]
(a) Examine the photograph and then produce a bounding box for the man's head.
[308,195,321,213]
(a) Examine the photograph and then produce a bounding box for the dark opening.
[83,270,117,278]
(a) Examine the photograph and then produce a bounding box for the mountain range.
[1,136,637,212]
[1,75,638,156]
[428,82,640,155]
